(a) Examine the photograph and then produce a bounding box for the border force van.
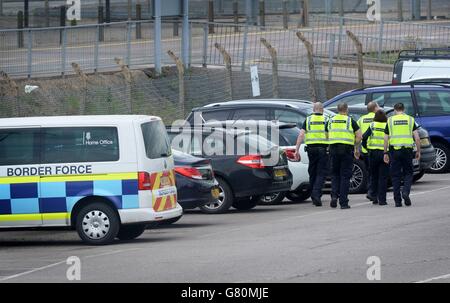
[0,115,182,245]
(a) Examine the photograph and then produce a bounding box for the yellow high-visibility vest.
[387,114,415,150]
[367,121,387,151]
[358,112,375,154]
[328,114,355,146]
[304,114,328,145]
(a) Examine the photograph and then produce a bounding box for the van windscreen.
[141,120,172,159]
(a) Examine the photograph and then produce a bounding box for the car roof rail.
[397,48,450,60]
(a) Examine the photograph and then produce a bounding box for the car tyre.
[75,202,120,245]
[117,224,146,240]
[413,170,425,183]
[349,159,368,194]
[232,197,258,211]
[257,192,286,205]
[199,177,233,214]
[429,142,450,173]
[285,187,311,202]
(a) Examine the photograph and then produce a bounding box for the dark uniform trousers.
[330,145,353,206]
[368,150,389,203]
[390,148,414,204]
[363,153,375,198]
[306,146,329,201]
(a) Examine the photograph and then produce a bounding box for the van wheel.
[75,202,120,245]
[429,142,449,173]
[117,224,146,240]
[199,177,233,214]
[349,159,368,194]
[233,197,258,211]
[257,192,286,205]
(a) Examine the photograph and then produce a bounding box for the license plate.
[274,168,287,178]
[211,187,220,199]
[413,159,419,166]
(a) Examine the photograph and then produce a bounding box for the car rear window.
[372,91,415,115]
[141,120,172,159]
[416,91,450,116]
[279,127,300,146]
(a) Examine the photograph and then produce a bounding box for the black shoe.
[312,199,322,207]
[395,203,403,207]
[366,195,375,202]
[330,199,338,208]
[372,200,379,205]
[403,195,412,206]
[379,202,388,206]
[340,205,351,209]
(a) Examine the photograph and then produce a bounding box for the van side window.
[42,127,119,163]
[371,91,415,115]
[0,129,40,165]
[416,91,450,117]
[141,121,171,159]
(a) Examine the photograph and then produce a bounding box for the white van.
[0,115,182,245]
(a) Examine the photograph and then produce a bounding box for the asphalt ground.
[1,173,450,283]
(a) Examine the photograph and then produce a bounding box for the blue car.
[324,84,450,173]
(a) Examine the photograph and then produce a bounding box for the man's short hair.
[337,103,348,113]
[394,103,405,111]
[313,102,323,112]
[367,101,378,113]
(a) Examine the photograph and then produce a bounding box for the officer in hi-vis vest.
[384,103,421,207]
[328,103,362,209]
[362,109,389,205]
[294,102,329,207]
[357,101,380,202]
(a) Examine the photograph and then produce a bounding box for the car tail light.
[392,78,399,85]
[284,148,298,162]
[138,172,152,190]
[237,155,265,169]
[175,167,203,180]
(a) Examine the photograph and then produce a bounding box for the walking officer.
[357,101,380,202]
[328,103,362,209]
[362,109,389,205]
[383,103,421,207]
[294,102,329,207]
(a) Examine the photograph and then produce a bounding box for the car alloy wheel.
[350,163,363,192]
[203,184,225,210]
[431,146,448,172]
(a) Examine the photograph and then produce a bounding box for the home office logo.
[367,0,381,22]
[66,0,81,21]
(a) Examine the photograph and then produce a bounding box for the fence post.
[337,16,343,59]
[27,29,32,79]
[105,0,111,23]
[59,5,66,45]
[296,32,318,103]
[71,62,88,114]
[17,11,24,48]
[260,38,279,98]
[136,4,142,39]
[427,0,432,20]
[208,0,214,34]
[377,19,384,63]
[397,0,403,21]
[61,28,67,77]
[173,20,179,36]
[0,71,20,116]
[0,0,3,16]
[233,0,239,32]
[303,0,309,27]
[328,33,335,81]
[214,43,234,100]
[95,25,100,72]
[24,0,29,28]
[202,23,208,67]
[126,21,131,67]
[44,0,50,27]
[114,57,133,113]
[259,0,265,29]
[167,50,185,117]
[338,0,344,18]
[346,30,364,88]
[241,24,249,71]
[282,0,289,29]
[98,6,104,42]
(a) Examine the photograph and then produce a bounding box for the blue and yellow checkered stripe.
[0,173,139,217]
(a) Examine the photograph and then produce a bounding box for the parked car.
[203,120,311,204]
[328,105,436,182]
[186,99,368,194]
[392,48,450,84]
[324,84,450,173]
[166,126,293,213]
[168,150,219,220]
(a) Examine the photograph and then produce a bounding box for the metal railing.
[1,16,450,83]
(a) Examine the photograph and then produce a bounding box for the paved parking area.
[1,173,450,283]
